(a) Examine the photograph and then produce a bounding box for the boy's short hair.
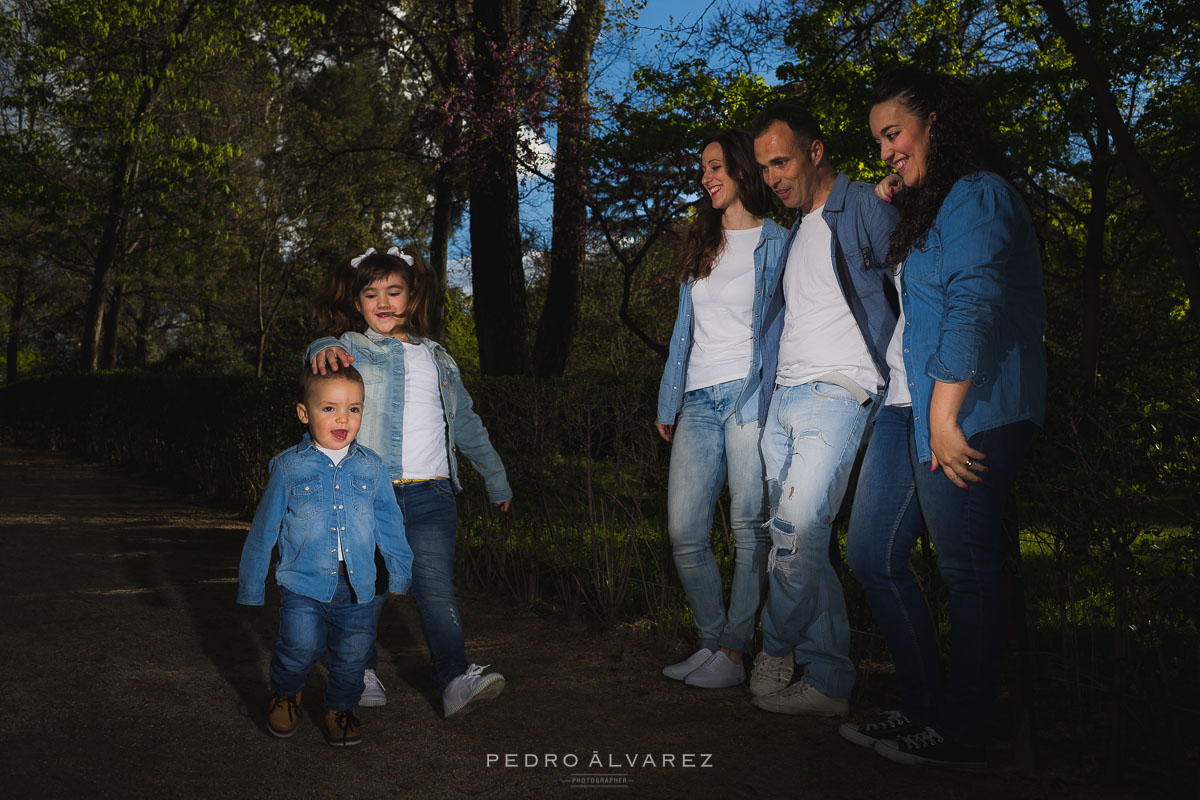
[298,365,364,404]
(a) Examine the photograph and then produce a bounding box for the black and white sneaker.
[873,725,986,768]
[839,711,921,749]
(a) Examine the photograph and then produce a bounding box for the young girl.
[308,246,512,719]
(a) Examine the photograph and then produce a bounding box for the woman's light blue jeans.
[666,379,769,654]
[845,405,1037,746]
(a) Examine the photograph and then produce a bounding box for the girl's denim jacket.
[900,171,1046,463]
[305,331,512,503]
[656,217,788,426]
[237,435,414,606]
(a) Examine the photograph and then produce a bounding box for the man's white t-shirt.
[775,205,882,394]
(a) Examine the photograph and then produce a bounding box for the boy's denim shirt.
[657,217,789,427]
[237,434,414,606]
[756,172,901,422]
[900,171,1047,463]
[304,332,512,504]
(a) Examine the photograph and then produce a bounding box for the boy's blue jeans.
[268,574,374,710]
[845,405,1037,746]
[365,479,465,690]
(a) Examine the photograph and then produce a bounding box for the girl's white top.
[401,339,451,479]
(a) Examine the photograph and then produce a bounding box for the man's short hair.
[750,103,824,147]
[298,365,364,404]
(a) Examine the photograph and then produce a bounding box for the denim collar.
[295,432,363,460]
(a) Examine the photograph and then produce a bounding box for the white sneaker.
[751,681,849,717]
[661,648,713,681]
[683,651,745,689]
[749,651,794,696]
[443,664,505,719]
[360,668,386,708]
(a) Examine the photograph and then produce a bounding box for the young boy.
[237,366,413,746]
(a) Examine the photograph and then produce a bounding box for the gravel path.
[0,447,1128,798]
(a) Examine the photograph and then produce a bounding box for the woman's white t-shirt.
[685,225,760,392]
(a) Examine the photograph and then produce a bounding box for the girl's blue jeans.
[845,405,1037,746]
[365,479,465,690]
[268,574,374,710]
[666,379,769,653]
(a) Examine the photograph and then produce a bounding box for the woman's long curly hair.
[676,129,776,281]
[870,68,1005,269]
[312,248,437,339]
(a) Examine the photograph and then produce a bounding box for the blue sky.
[446,0,771,288]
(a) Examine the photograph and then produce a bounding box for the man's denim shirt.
[900,171,1047,463]
[305,332,512,504]
[756,172,901,421]
[657,217,789,426]
[237,435,414,606]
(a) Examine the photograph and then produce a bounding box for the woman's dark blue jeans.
[845,405,1037,747]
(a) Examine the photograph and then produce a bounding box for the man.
[747,104,899,716]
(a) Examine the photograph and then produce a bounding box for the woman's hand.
[875,173,903,203]
[655,422,674,443]
[928,379,986,488]
[493,499,511,513]
[312,346,354,374]
[929,417,987,489]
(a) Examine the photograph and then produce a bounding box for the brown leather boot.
[324,709,362,747]
[266,691,303,738]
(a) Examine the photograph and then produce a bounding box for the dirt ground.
[0,446,1142,799]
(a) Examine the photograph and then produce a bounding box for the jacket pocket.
[358,349,388,383]
[905,230,942,283]
[349,473,379,516]
[288,477,323,521]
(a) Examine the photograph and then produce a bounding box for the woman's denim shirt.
[305,332,512,503]
[237,435,414,606]
[900,171,1047,463]
[657,217,788,426]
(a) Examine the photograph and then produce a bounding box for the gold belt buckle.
[392,476,449,485]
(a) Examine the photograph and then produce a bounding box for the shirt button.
[339,504,344,510]
[903,348,909,353]
[442,380,449,386]
[335,484,340,489]
[448,413,455,419]
[340,526,345,531]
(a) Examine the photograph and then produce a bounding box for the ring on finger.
[965,458,974,469]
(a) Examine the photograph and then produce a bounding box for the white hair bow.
[351,246,414,268]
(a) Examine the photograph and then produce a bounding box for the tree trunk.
[1037,0,1200,318]
[468,0,530,376]
[135,292,153,367]
[532,0,606,378]
[1080,121,1109,394]
[80,161,130,371]
[99,281,125,370]
[6,266,26,383]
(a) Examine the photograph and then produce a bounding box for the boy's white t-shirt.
[775,204,883,394]
[401,340,451,479]
[315,443,350,561]
[685,226,760,392]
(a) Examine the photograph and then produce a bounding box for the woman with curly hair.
[655,129,787,688]
[837,68,1046,767]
